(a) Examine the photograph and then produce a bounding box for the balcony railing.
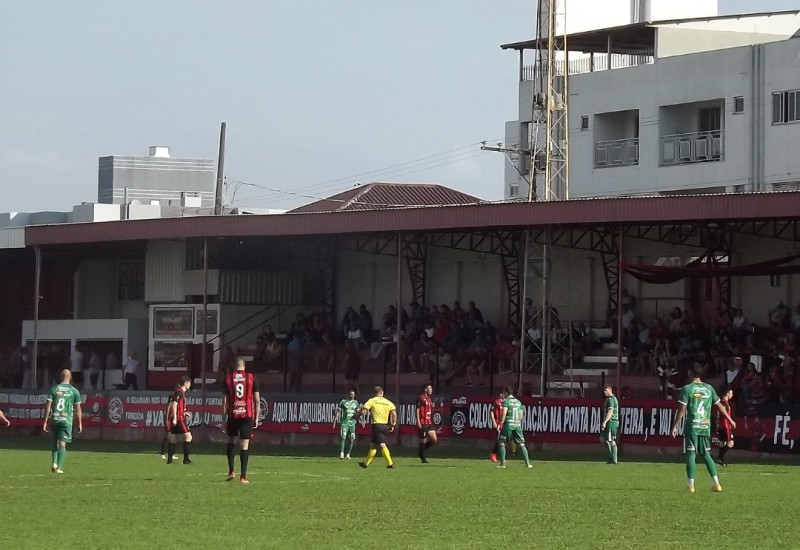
[522,49,654,80]
[660,130,724,166]
[594,138,639,168]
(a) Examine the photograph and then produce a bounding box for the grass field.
[0,437,797,550]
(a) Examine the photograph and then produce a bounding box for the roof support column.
[404,235,427,306]
[315,240,337,320]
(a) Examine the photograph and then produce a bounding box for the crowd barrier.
[1,390,798,454]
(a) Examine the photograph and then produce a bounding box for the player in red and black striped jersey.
[160,392,176,459]
[716,388,734,466]
[489,390,506,462]
[166,376,193,465]
[416,384,437,463]
[222,357,261,484]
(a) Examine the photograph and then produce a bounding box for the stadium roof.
[24,191,800,246]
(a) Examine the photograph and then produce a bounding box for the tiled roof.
[288,182,482,213]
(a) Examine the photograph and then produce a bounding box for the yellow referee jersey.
[363,396,396,425]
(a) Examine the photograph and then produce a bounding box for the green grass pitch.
[0,438,797,549]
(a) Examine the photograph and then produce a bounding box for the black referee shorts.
[371,424,389,445]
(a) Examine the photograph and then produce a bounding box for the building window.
[733,96,744,114]
[580,115,589,130]
[118,259,144,300]
[772,90,800,124]
[509,184,519,197]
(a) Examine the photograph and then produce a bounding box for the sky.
[2,0,798,213]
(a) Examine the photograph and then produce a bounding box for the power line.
[230,146,496,207]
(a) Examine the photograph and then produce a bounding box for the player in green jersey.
[496,386,532,469]
[333,389,359,459]
[43,369,83,474]
[671,363,736,493]
[600,385,619,464]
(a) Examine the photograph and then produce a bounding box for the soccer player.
[333,389,359,460]
[166,376,193,465]
[358,386,397,469]
[416,383,438,463]
[42,369,82,474]
[489,389,506,462]
[600,384,619,464]
[0,409,10,427]
[671,363,736,493]
[716,388,734,466]
[222,357,261,483]
[496,386,532,469]
[160,392,175,459]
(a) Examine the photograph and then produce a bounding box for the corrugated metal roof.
[24,191,800,246]
[288,182,481,213]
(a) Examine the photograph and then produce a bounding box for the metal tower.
[518,0,570,396]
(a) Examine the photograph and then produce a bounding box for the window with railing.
[772,90,800,124]
[660,130,724,165]
[594,138,639,168]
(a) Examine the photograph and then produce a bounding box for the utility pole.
[214,122,227,215]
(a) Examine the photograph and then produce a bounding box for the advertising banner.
[0,390,797,454]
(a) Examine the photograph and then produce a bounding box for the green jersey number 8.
[56,397,66,412]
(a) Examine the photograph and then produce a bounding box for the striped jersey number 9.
[695,401,705,418]
[235,383,245,399]
[56,397,66,412]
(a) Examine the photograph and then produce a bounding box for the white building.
[502,9,800,199]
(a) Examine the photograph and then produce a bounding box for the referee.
[358,386,397,469]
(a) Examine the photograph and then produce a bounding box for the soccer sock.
[339,439,346,455]
[498,444,507,465]
[611,443,618,463]
[712,474,719,485]
[56,445,66,469]
[603,440,612,459]
[226,443,235,473]
[702,452,718,478]
[160,437,168,456]
[51,440,59,465]
[686,452,696,481]
[240,449,250,478]
[346,439,354,455]
[419,442,426,460]
[425,440,434,450]
[183,442,191,461]
[719,446,728,462]
[365,448,377,466]
[381,446,394,466]
[519,445,531,467]
[167,443,176,462]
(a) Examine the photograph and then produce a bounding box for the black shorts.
[227,417,253,440]
[371,424,389,445]
[718,428,733,443]
[419,424,434,438]
[170,421,189,435]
